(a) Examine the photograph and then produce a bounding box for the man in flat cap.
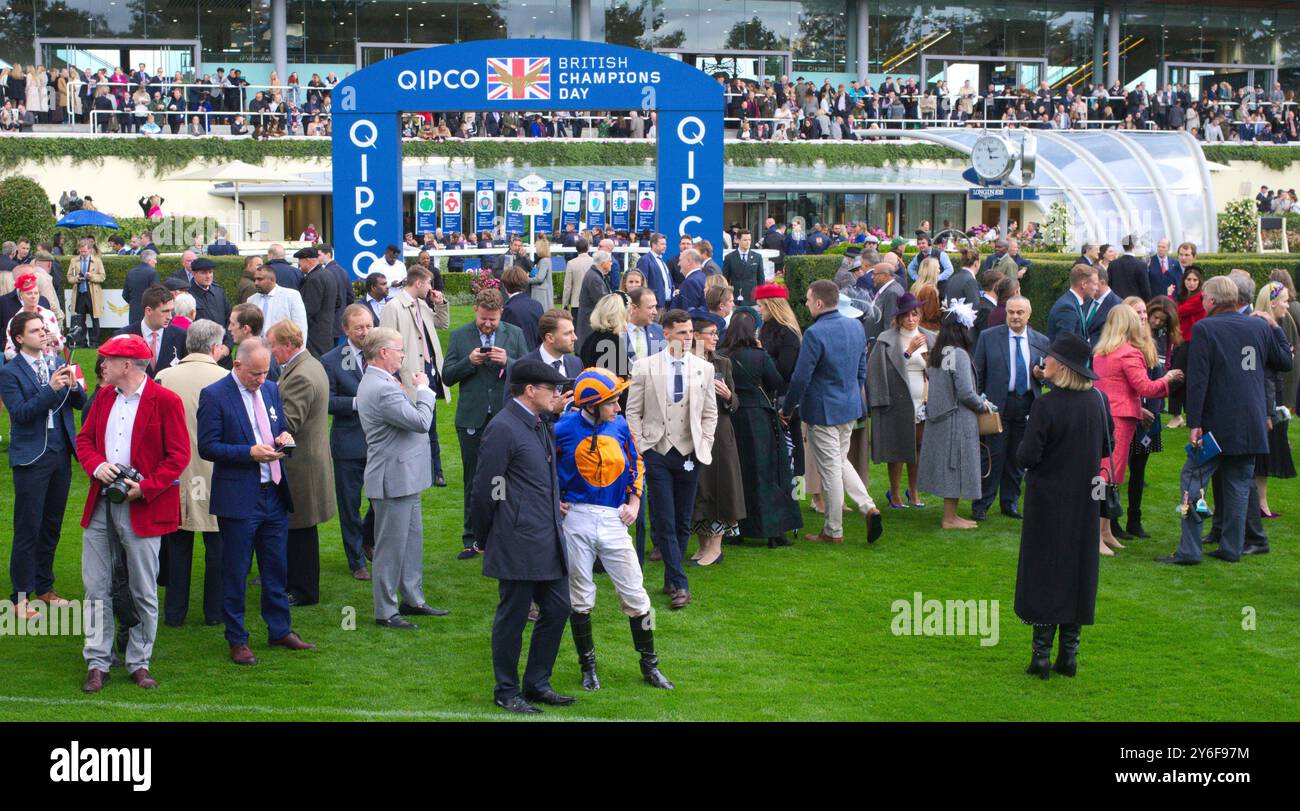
[295,247,338,359]
[188,258,232,348]
[471,358,574,714]
[76,334,191,692]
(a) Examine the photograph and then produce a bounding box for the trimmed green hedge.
[784,253,1300,332]
[0,137,963,176]
[1201,145,1300,172]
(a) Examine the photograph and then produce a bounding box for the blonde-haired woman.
[579,293,629,373]
[1093,304,1182,554]
[529,234,554,310]
[910,256,942,331]
[1254,281,1296,517]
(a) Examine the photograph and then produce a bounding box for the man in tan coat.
[379,265,450,485]
[267,319,336,606]
[155,319,229,626]
[65,237,105,346]
[559,238,593,323]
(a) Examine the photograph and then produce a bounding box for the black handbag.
[1096,390,1123,520]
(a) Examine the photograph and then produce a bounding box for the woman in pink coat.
[1092,304,1183,555]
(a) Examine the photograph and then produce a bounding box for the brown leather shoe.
[230,644,258,666]
[352,568,371,581]
[803,532,845,544]
[129,668,158,689]
[36,590,71,605]
[269,632,317,651]
[648,548,662,562]
[82,668,109,693]
[670,589,691,610]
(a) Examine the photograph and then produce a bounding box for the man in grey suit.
[944,253,981,309]
[355,327,450,629]
[971,296,1049,521]
[576,250,614,345]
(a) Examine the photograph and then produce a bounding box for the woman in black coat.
[755,286,804,477]
[1014,332,1112,680]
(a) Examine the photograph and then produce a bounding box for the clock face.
[972,135,1012,181]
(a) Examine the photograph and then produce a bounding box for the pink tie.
[252,388,282,484]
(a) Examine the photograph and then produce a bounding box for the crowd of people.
[724,75,1300,142]
[9,59,1299,145]
[0,209,1295,707]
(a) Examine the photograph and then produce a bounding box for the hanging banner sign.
[441,180,462,234]
[610,179,630,233]
[505,180,525,237]
[635,180,657,234]
[416,179,438,235]
[534,181,554,234]
[586,180,606,231]
[561,180,583,233]
[474,179,495,235]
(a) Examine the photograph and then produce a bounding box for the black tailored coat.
[471,400,567,581]
[119,320,188,378]
[299,265,340,358]
[1014,387,1111,625]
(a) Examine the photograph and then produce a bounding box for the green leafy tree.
[0,175,56,245]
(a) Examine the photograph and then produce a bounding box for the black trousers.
[1127,448,1151,528]
[457,417,497,547]
[491,578,569,703]
[975,392,1032,514]
[9,447,71,602]
[429,417,444,480]
[163,529,222,625]
[333,458,373,572]
[286,525,321,605]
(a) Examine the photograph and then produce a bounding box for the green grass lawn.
[1,307,1297,721]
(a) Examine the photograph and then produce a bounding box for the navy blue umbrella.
[55,210,120,229]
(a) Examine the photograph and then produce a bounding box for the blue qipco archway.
[331,39,724,278]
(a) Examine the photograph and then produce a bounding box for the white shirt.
[365,294,390,321]
[1007,327,1031,392]
[538,345,566,371]
[104,376,147,470]
[252,284,309,341]
[236,375,273,483]
[369,257,406,286]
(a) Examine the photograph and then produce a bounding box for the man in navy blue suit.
[670,248,706,312]
[1146,238,1181,299]
[501,266,544,350]
[320,304,375,579]
[118,285,188,378]
[0,312,85,616]
[505,308,583,415]
[197,338,316,665]
[1157,276,1293,565]
[972,296,1049,521]
[636,233,676,314]
[1046,263,1103,346]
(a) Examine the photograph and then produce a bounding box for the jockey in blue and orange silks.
[554,367,673,692]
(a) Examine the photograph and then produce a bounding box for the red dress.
[1177,292,1206,343]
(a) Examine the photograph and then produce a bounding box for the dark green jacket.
[442,320,529,429]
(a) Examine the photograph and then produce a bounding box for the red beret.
[14,273,37,293]
[97,334,154,360]
[753,284,788,300]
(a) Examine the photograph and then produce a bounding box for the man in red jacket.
[76,334,190,693]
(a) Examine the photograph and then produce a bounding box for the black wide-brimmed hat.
[1044,332,1098,380]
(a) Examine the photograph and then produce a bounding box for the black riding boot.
[630,614,674,690]
[1053,624,1080,677]
[1025,624,1055,680]
[570,611,600,691]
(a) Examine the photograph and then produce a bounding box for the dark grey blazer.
[471,399,566,581]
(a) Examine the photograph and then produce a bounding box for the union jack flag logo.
[486,57,551,101]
